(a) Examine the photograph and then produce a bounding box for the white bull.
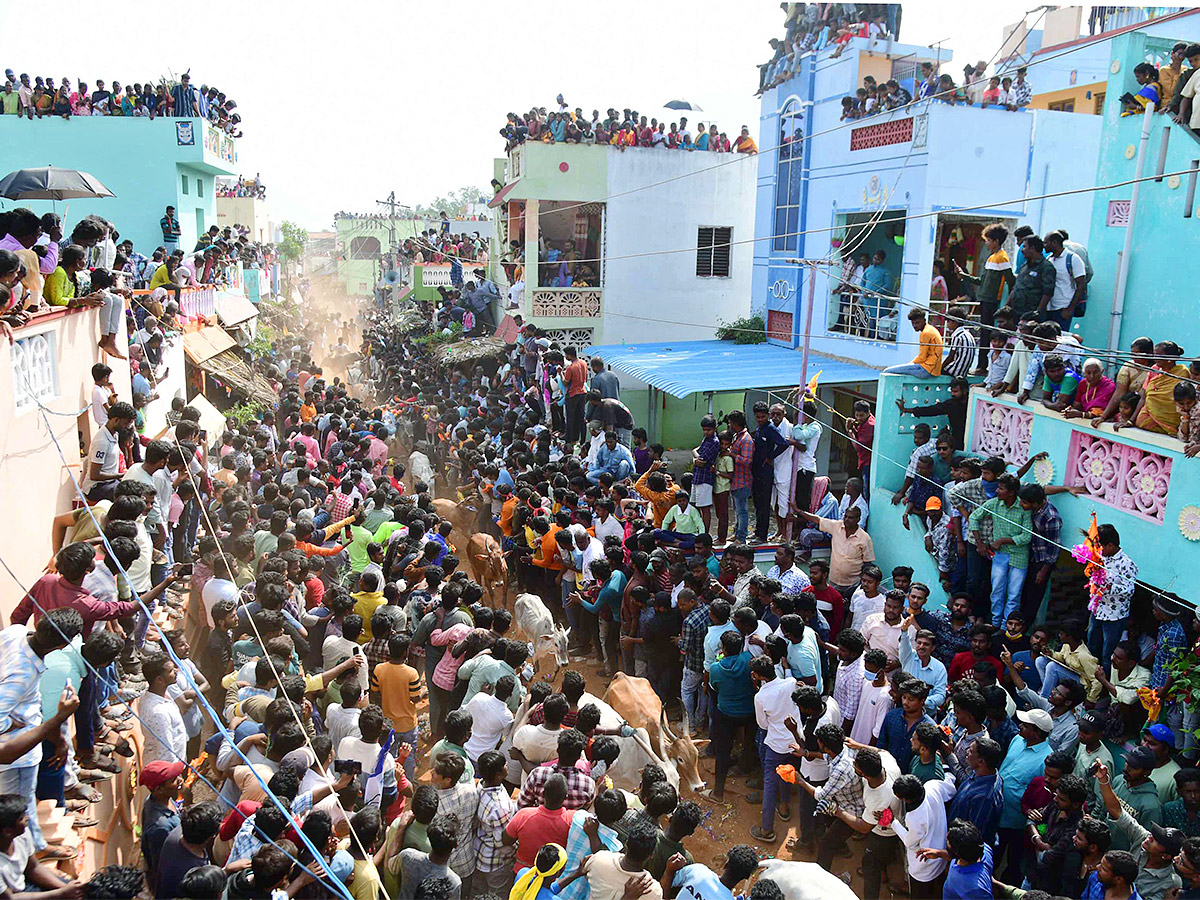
[514,593,569,679]
[752,860,860,900]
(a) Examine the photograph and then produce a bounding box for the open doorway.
[932,213,1018,327]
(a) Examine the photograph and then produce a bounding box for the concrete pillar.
[523,199,539,317]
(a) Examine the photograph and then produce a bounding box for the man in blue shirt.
[860,250,893,319]
[946,735,1005,844]
[587,431,635,485]
[877,680,933,773]
[663,843,759,900]
[995,708,1054,883]
[898,619,947,715]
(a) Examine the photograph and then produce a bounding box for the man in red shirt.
[562,346,589,449]
[847,400,875,496]
[948,623,1004,683]
[726,410,755,544]
[12,542,143,638]
[503,773,574,872]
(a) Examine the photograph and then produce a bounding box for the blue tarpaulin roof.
[584,340,881,399]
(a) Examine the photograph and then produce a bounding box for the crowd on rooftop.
[500,102,759,155]
[218,177,267,200]
[839,63,1033,121]
[2,69,243,135]
[757,3,902,94]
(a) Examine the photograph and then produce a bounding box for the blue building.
[0,116,237,255]
[863,24,1200,610]
[752,35,1102,376]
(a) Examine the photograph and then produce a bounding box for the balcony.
[866,373,1199,608]
[529,287,602,318]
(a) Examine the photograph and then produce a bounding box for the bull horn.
[660,705,677,744]
[681,704,691,737]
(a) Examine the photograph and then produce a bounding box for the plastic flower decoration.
[1072,514,1107,613]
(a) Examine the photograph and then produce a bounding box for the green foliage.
[278,221,307,262]
[715,314,767,344]
[226,399,267,425]
[246,323,273,359]
[413,322,464,347]
[413,186,487,220]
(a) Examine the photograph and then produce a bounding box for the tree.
[278,221,307,297]
[413,186,487,220]
[278,220,307,262]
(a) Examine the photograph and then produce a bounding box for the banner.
[175,121,194,146]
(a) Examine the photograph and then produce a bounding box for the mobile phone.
[333,758,362,777]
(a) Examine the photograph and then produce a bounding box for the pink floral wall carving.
[1066,431,1172,523]
[970,399,1032,465]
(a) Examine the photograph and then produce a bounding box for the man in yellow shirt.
[883,309,943,378]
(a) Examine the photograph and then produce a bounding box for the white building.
[488,140,756,347]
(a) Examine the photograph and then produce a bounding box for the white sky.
[1,1,1059,232]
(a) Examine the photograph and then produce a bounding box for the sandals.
[36,846,77,861]
[777,806,793,821]
[66,785,101,804]
[79,756,120,774]
[698,789,726,803]
[749,825,779,842]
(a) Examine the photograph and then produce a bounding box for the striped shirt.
[730,429,754,491]
[968,497,1033,569]
[0,626,48,769]
[944,326,978,378]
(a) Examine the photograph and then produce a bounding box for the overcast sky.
[2,2,1058,232]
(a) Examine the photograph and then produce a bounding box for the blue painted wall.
[751,38,1101,372]
[868,375,1198,611]
[1076,29,1200,357]
[0,116,237,257]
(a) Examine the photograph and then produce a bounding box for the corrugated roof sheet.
[583,340,881,398]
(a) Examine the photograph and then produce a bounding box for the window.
[696,227,732,278]
[1094,92,1106,114]
[197,177,204,198]
[349,236,381,260]
[181,175,188,195]
[772,100,804,252]
[1048,99,1075,112]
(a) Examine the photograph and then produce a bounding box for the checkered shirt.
[473,785,517,873]
[436,780,480,874]
[813,748,865,816]
[516,762,596,811]
[680,605,711,673]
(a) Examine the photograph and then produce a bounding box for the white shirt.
[578,537,604,586]
[0,832,35,893]
[838,493,870,528]
[743,620,772,657]
[798,699,841,782]
[860,751,903,836]
[891,772,957,882]
[1183,74,1200,129]
[771,419,794,484]
[512,723,562,766]
[201,578,239,629]
[325,703,362,752]
[860,613,902,663]
[81,427,120,493]
[593,514,624,545]
[754,676,799,754]
[91,384,111,427]
[336,736,392,807]
[166,659,204,739]
[462,692,514,762]
[850,679,894,746]
[127,518,153,593]
[137,691,187,767]
[849,589,885,624]
[1048,250,1084,310]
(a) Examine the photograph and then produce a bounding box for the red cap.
[139,760,185,790]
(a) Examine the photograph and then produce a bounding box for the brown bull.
[467,532,509,610]
[431,495,484,560]
[603,672,705,793]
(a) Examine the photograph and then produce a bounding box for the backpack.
[1064,252,1088,316]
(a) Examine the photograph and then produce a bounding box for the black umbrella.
[0,166,115,200]
[664,99,703,111]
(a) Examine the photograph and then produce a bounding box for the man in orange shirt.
[562,346,589,448]
[371,634,422,779]
[883,308,943,378]
[496,483,518,537]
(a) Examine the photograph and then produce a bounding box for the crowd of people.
[500,104,759,154]
[2,70,243,135]
[4,197,1200,900]
[839,64,1033,121]
[217,177,267,200]
[758,3,902,94]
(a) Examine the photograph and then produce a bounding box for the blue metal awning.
[584,340,881,399]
